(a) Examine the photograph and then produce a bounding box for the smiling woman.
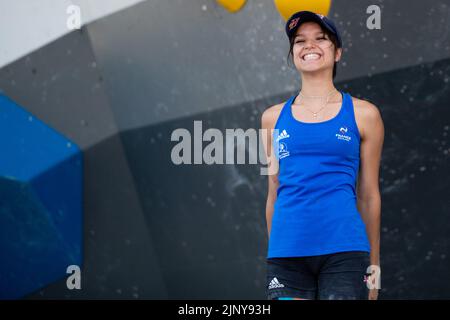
[261,11,384,300]
[286,19,340,79]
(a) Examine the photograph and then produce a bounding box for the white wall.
[0,0,146,68]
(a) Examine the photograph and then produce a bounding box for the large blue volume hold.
[0,94,83,299]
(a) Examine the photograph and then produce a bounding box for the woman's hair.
[286,24,339,79]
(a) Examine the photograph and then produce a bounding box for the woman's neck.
[299,70,336,97]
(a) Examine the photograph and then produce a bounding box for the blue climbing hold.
[0,94,83,299]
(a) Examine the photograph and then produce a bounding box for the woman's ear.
[335,47,343,63]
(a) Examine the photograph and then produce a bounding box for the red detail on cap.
[289,17,300,30]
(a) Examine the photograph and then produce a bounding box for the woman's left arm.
[355,100,385,298]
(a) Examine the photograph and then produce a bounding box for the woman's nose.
[303,39,317,48]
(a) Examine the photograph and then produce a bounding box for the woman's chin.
[297,66,324,74]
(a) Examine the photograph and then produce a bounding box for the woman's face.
[292,21,342,75]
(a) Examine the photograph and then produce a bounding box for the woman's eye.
[295,40,305,43]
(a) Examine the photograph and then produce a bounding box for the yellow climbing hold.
[273,0,332,21]
[216,0,247,13]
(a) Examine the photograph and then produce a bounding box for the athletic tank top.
[267,91,371,258]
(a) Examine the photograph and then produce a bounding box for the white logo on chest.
[278,141,290,159]
[276,129,290,142]
[336,126,351,142]
[276,129,290,159]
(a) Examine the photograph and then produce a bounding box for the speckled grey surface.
[0,0,449,300]
[86,0,450,130]
[0,28,116,150]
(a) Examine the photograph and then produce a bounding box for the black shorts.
[266,250,371,300]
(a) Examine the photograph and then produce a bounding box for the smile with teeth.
[302,53,321,61]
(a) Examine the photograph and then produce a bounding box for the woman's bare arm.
[261,105,281,240]
[356,100,384,267]
[355,99,385,299]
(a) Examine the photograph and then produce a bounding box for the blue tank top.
[267,91,371,258]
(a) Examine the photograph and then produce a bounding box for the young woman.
[261,11,384,300]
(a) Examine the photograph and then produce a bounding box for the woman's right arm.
[265,171,279,240]
[261,106,280,240]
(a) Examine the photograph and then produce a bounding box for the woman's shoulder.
[347,94,384,138]
[348,94,382,120]
[261,100,289,129]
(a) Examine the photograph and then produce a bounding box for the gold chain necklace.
[294,89,337,118]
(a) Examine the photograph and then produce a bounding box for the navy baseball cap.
[285,11,342,48]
